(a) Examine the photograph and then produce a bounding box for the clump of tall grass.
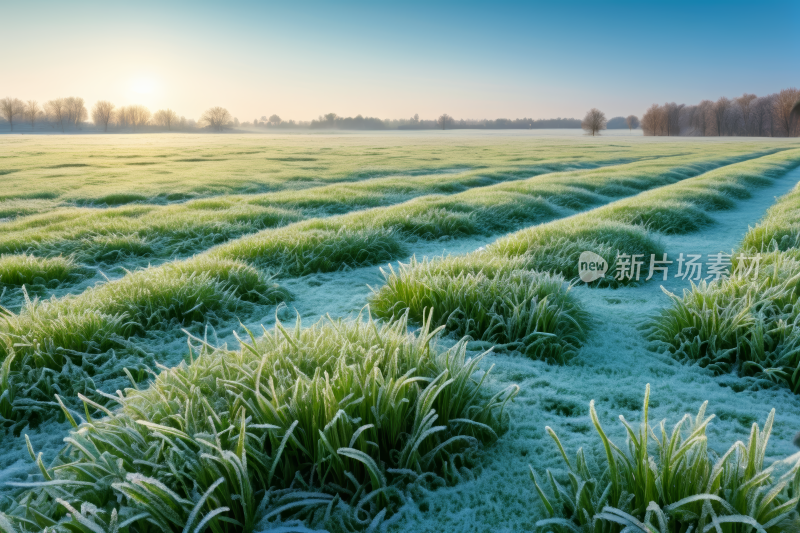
[0,254,86,288]
[648,250,800,390]
[532,385,800,532]
[370,256,588,363]
[0,257,290,425]
[0,312,518,532]
[212,226,406,277]
[648,176,800,393]
[491,220,663,286]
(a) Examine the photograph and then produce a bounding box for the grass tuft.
[532,385,800,532]
[370,256,588,363]
[0,257,290,425]
[0,254,86,288]
[0,311,518,532]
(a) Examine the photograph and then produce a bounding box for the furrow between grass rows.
[369,149,800,363]
[648,165,800,393]
[0,154,652,266]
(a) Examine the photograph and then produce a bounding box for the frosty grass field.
[2,131,800,533]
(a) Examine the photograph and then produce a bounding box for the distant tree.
[664,102,684,136]
[0,97,25,131]
[268,114,281,125]
[91,101,115,132]
[437,113,453,130]
[201,107,232,131]
[46,98,67,131]
[64,97,88,128]
[773,87,800,136]
[734,93,757,135]
[641,104,660,136]
[625,115,639,131]
[411,113,420,124]
[751,96,773,136]
[128,105,151,131]
[581,108,607,136]
[25,100,42,130]
[711,97,732,136]
[153,109,178,130]
[694,100,715,136]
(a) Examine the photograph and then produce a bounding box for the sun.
[131,78,158,94]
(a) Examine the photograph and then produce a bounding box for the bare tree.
[46,98,67,132]
[91,101,115,132]
[268,114,281,125]
[664,102,684,136]
[581,108,607,136]
[64,97,88,129]
[153,109,178,130]
[201,107,232,131]
[436,113,454,130]
[750,96,772,136]
[115,106,130,129]
[24,100,41,130]
[711,97,732,136]
[625,115,639,131]
[773,87,800,136]
[641,104,662,136]
[126,105,151,131]
[0,97,25,131]
[734,93,757,136]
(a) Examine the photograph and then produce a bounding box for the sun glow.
[131,78,158,94]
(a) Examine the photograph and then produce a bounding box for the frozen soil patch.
[377,166,800,532]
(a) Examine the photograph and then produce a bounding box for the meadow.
[2,132,800,533]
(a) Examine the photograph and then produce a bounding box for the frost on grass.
[648,174,800,394]
[532,385,800,532]
[0,257,290,428]
[370,256,588,364]
[0,311,518,533]
[0,254,87,289]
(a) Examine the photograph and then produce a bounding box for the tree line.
[0,96,594,133]
[641,88,800,137]
[0,97,239,132]
[304,113,584,130]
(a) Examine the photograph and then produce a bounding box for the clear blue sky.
[5,0,799,122]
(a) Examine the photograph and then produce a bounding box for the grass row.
[4,134,772,208]
[0,257,288,427]
[0,141,670,264]
[0,255,86,289]
[648,173,800,393]
[370,149,800,362]
[0,150,790,420]
[209,149,780,276]
[0,148,778,266]
[0,312,518,532]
